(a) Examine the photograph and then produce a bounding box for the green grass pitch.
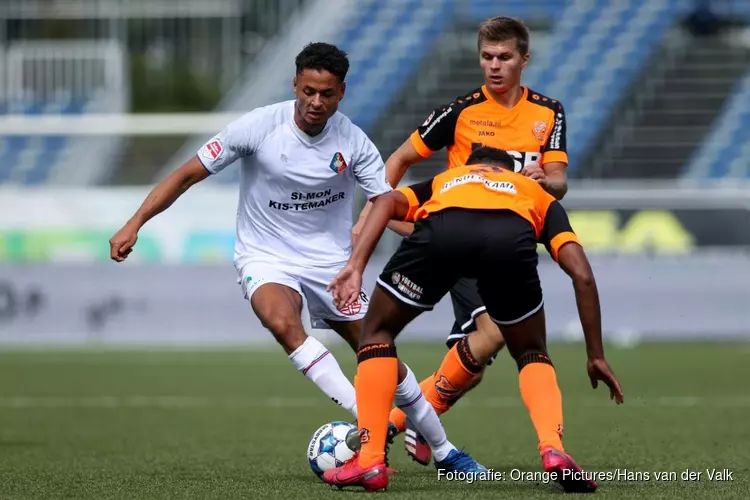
[0,342,748,499]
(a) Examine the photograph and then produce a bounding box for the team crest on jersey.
[532,121,547,142]
[329,152,348,174]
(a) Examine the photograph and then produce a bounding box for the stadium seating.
[468,0,567,22]
[681,70,750,179]
[208,0,400,185]
[0,96,90,185]
[332,0,679,173]
[211,0,453,185]
[203,0,750,186]
[519,0,679,170]
[5,0,750,185]
[336,0,454,132]
[338,0,572,136]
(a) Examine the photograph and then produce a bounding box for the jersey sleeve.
[352,134,392,201]
[541,101,568,165]
[409,103,459,158]
[539,200,580,261]
[396,178,433,222]
[196,108,268,174]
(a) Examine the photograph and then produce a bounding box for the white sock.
[395,363,455,462]
[289,336,357,418]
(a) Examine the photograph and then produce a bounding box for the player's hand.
[327,265,362,309]
[109,222,139,262]
[587,357,624,404]
[521,162,547,184]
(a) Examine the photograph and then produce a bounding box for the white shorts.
[236,261,369,329]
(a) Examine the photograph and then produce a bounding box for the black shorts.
[377,208,544,332]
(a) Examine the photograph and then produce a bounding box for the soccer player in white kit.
[109,43,485,479]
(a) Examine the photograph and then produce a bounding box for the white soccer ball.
[307,421,359,478]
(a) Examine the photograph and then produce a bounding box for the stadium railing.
[0,40,127,185]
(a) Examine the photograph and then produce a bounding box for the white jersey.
[197,100,391,270]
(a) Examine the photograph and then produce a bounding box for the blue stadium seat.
[468,0,567,23]
[682,71,750,179]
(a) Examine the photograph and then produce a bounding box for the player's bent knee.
[475,313,505,343]
[358,316,397,348]
[261,316,306,351]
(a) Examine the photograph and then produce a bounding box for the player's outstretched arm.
[109,157,209,262]
[351,191,409,269]
[556,243,603,358]
[354,139,423,242]
[331,191,410,307]
[556,243,624,404]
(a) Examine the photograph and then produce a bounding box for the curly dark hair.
[295,42,350,82]
[465,146,515,170]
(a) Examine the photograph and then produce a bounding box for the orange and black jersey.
[410,86,567,172]
[397,165,579,260]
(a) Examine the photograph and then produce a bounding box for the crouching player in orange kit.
[324,147,623,492]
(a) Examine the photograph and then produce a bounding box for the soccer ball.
[307,421,359,478]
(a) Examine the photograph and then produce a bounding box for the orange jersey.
[409,86,567,172]
[398,165,579,260]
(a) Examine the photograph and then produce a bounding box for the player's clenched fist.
[109,222,139,262]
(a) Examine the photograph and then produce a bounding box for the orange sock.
[355,344,399,468]
[518,354,564,454]
[389,337,481,430]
